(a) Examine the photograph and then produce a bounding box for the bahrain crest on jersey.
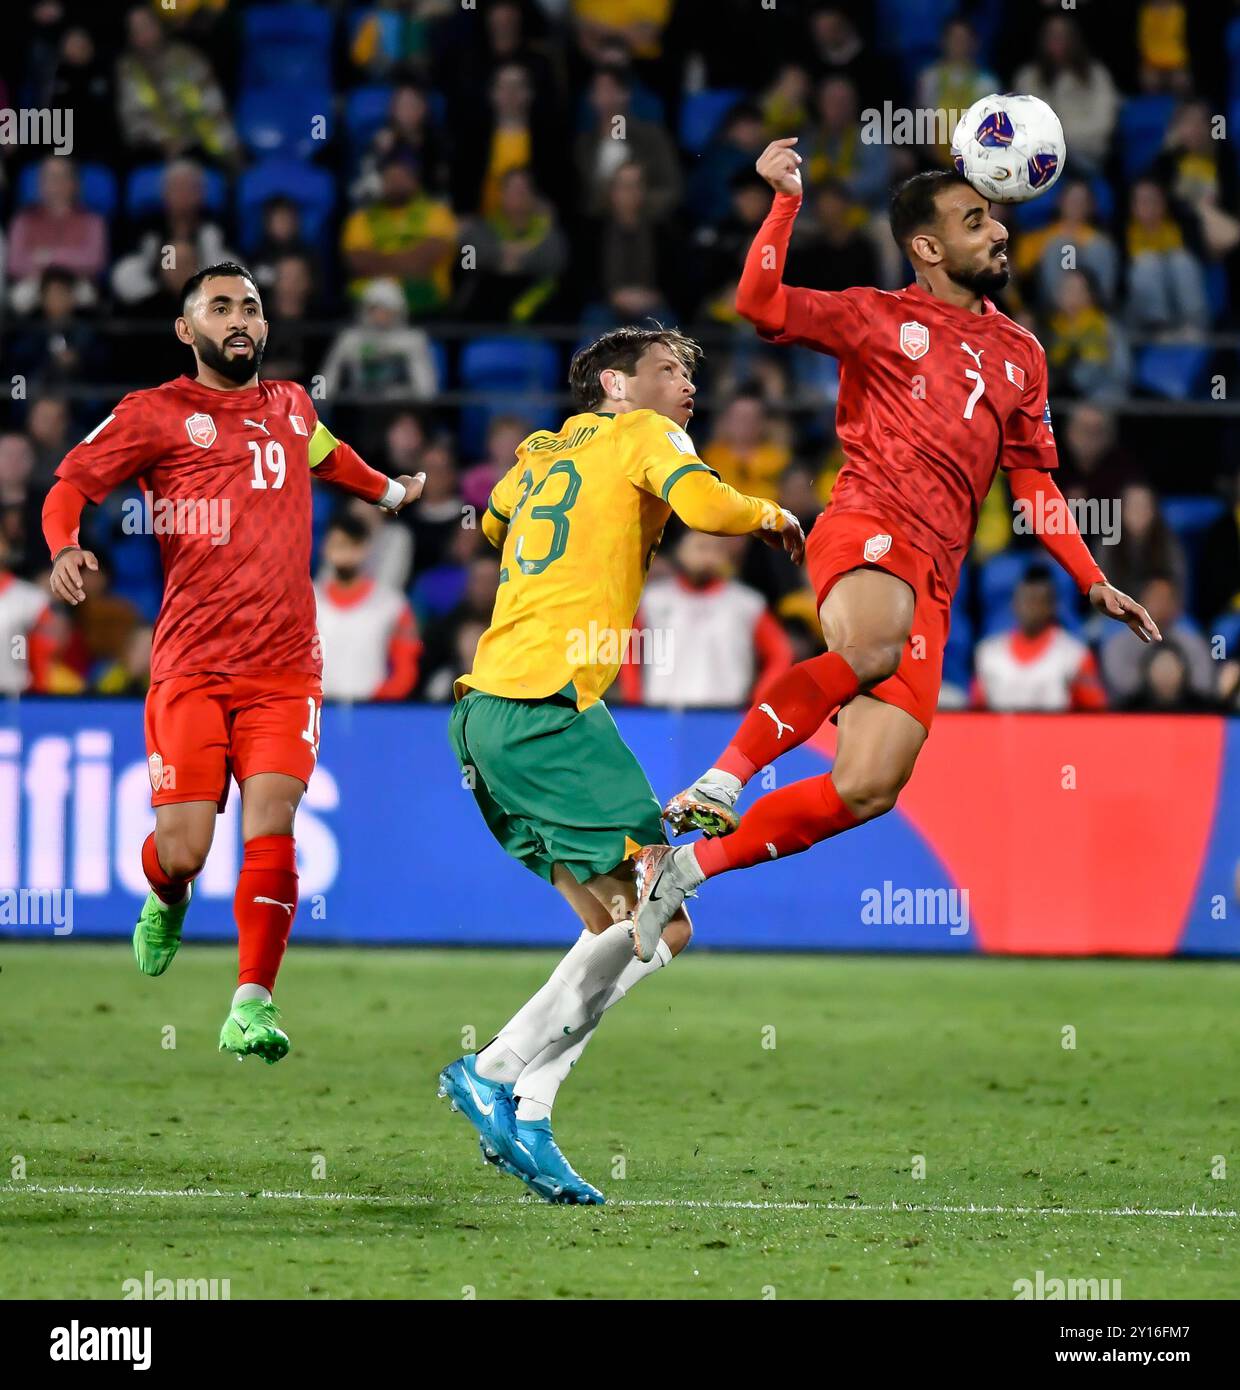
[863,533,892,562]
[148,752,164,791]
[185,412,217,449]
[899,321,929,360]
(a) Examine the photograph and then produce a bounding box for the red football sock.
[694,773,860,877]
[235,834,299,990]
[715,652,861,783]
[141,832,191,905]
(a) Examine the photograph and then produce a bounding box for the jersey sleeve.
[482,460,523,549]
[55,394,156,503]
[765,285,874,359]
[622,414,718,501]
[999,345,1058,473]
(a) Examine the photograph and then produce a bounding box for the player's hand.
[50,547,99,606]
[759,506,806,565]
[1089,581,1161,643]
[756,137,803,197]
[391,472,426,513]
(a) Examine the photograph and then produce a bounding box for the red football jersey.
[771,283,1058,591]
[57,376,322,684]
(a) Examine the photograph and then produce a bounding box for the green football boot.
[219,999,291,1065]
[132,885,192,977]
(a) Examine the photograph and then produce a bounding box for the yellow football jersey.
[457,409,715,709]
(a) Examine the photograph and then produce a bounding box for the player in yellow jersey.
[438,326,804,1203]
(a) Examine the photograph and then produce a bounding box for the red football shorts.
[806,509,953,733]
[144,671,323,809]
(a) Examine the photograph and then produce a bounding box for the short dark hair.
[180,261,259,314]
[568,325,703,410]
[326,512,370,544]
[1020,562,1055,589]
[889,170,975,252]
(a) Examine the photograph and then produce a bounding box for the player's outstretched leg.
[133,820,209,976]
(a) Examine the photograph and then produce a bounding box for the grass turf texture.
[1,943,1237,1300]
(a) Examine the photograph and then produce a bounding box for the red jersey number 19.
[249,439,286,488]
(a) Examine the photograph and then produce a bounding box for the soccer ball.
[950,93,1065,203]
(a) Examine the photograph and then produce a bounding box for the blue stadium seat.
[236,87,329,161]
[241,4,334,89]
[942,566,975,692]
[16,162,117,219]
[236,160,336,252]
[458,337,561,456]
[1228,18,1240,102]
[1134,344,1211,400]
[679,89,745,155]
[1204,261,1230,324]
[1117,96,1177,180]
[125,164,229,221]
[979,551,1082,637]
[875,0,958,79]
[1212,610,1240,659]
[345,85,394,150]
[1161,495,1226,539]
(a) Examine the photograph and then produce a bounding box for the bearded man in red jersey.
[631,141,1159,960]
[43,263,424,1059]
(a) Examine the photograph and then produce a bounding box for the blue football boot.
[438,1055,540,1186]
[515,1117,606,1205]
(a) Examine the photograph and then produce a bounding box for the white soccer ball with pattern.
[950,93,1066,203]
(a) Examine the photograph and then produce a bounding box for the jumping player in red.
[630,141,1160,960]
[43,262,423,1060]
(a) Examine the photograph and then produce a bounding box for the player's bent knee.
[155,833,210,882]
[833,775,903,823]
[835,640,903,688]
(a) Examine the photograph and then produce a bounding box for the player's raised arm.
[308,417,424,512]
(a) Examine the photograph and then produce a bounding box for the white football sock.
[514,937,674,1113]
[232,983,271,1007]
[698,768,742,805]
[670,844,706,889]
[474,923,634,1084]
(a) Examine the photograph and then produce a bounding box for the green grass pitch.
[2,942,1237,1299]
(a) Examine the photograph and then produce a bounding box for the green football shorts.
[448,689,667,884]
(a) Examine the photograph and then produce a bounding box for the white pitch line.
[2,1184,1236,1220]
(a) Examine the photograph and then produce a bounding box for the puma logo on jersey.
[244,418,270,436]
[960,341,984,370]
[759,703,794,739]
[253,896,294,915]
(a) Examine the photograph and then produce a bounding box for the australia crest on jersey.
[185,412,217,449]
[899,321,929,361]
[863,533,892,563]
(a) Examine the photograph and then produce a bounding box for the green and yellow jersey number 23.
[502,458,581,580]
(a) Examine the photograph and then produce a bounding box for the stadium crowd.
[1,0,1239,712]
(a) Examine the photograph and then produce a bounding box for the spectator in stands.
[701,388,791,501]
[8,268,106,396]
[0,432,41,579]
[1097,481,1187,599]
[581,160,677,328]
[420,616,489,703]
[1153,101,1240,267]
[571,0,676,67]
[315,515,421,702]
[1137,0,1192,94]
[1124,178,1208,336]
[1123,641,1215,711]
[802,6,883,108]
[1058,404,1135,503]
[342,150,458,319]
[6,157,108,315]
[48,26,117,161]
[250,197,320,297]
[785,179,879,293]
[356,81,449,205]
[127,236,200,323]
[116,3,239,165]
[379,409,428,484]
[95,624,153,696]
[759,65,812,140]
[0,531,53,695]
[915,19,998,166]
[688,102,770,229]
[26,395,71,492]
[111,160,233,307]
[625,530,793,708]
[261,254,332,384]
[694,171,773,324]
[1045,269,1130,401]
[407,438,464,577]
[1014,14,1119,174]
[575,67,681,219]
[349,1,436,76]
[456,167,567,323]
[453,62,563,218]
[417,551,501,695]
[973,565,1107,711]
[1017,177,1119,310]
[332,496,414,594]
[1101,572,1214,702]
[799,76,890,212]
[1198,472,1240,627]
[320,277,439,403]
[460,415,531,516]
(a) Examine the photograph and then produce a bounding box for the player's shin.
[233,833,299,1000]
[512,939,675,1120]
[474,922,636,1085]
[691,773,860,878]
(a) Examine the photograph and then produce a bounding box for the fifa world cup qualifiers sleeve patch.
[307,420,341,468]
